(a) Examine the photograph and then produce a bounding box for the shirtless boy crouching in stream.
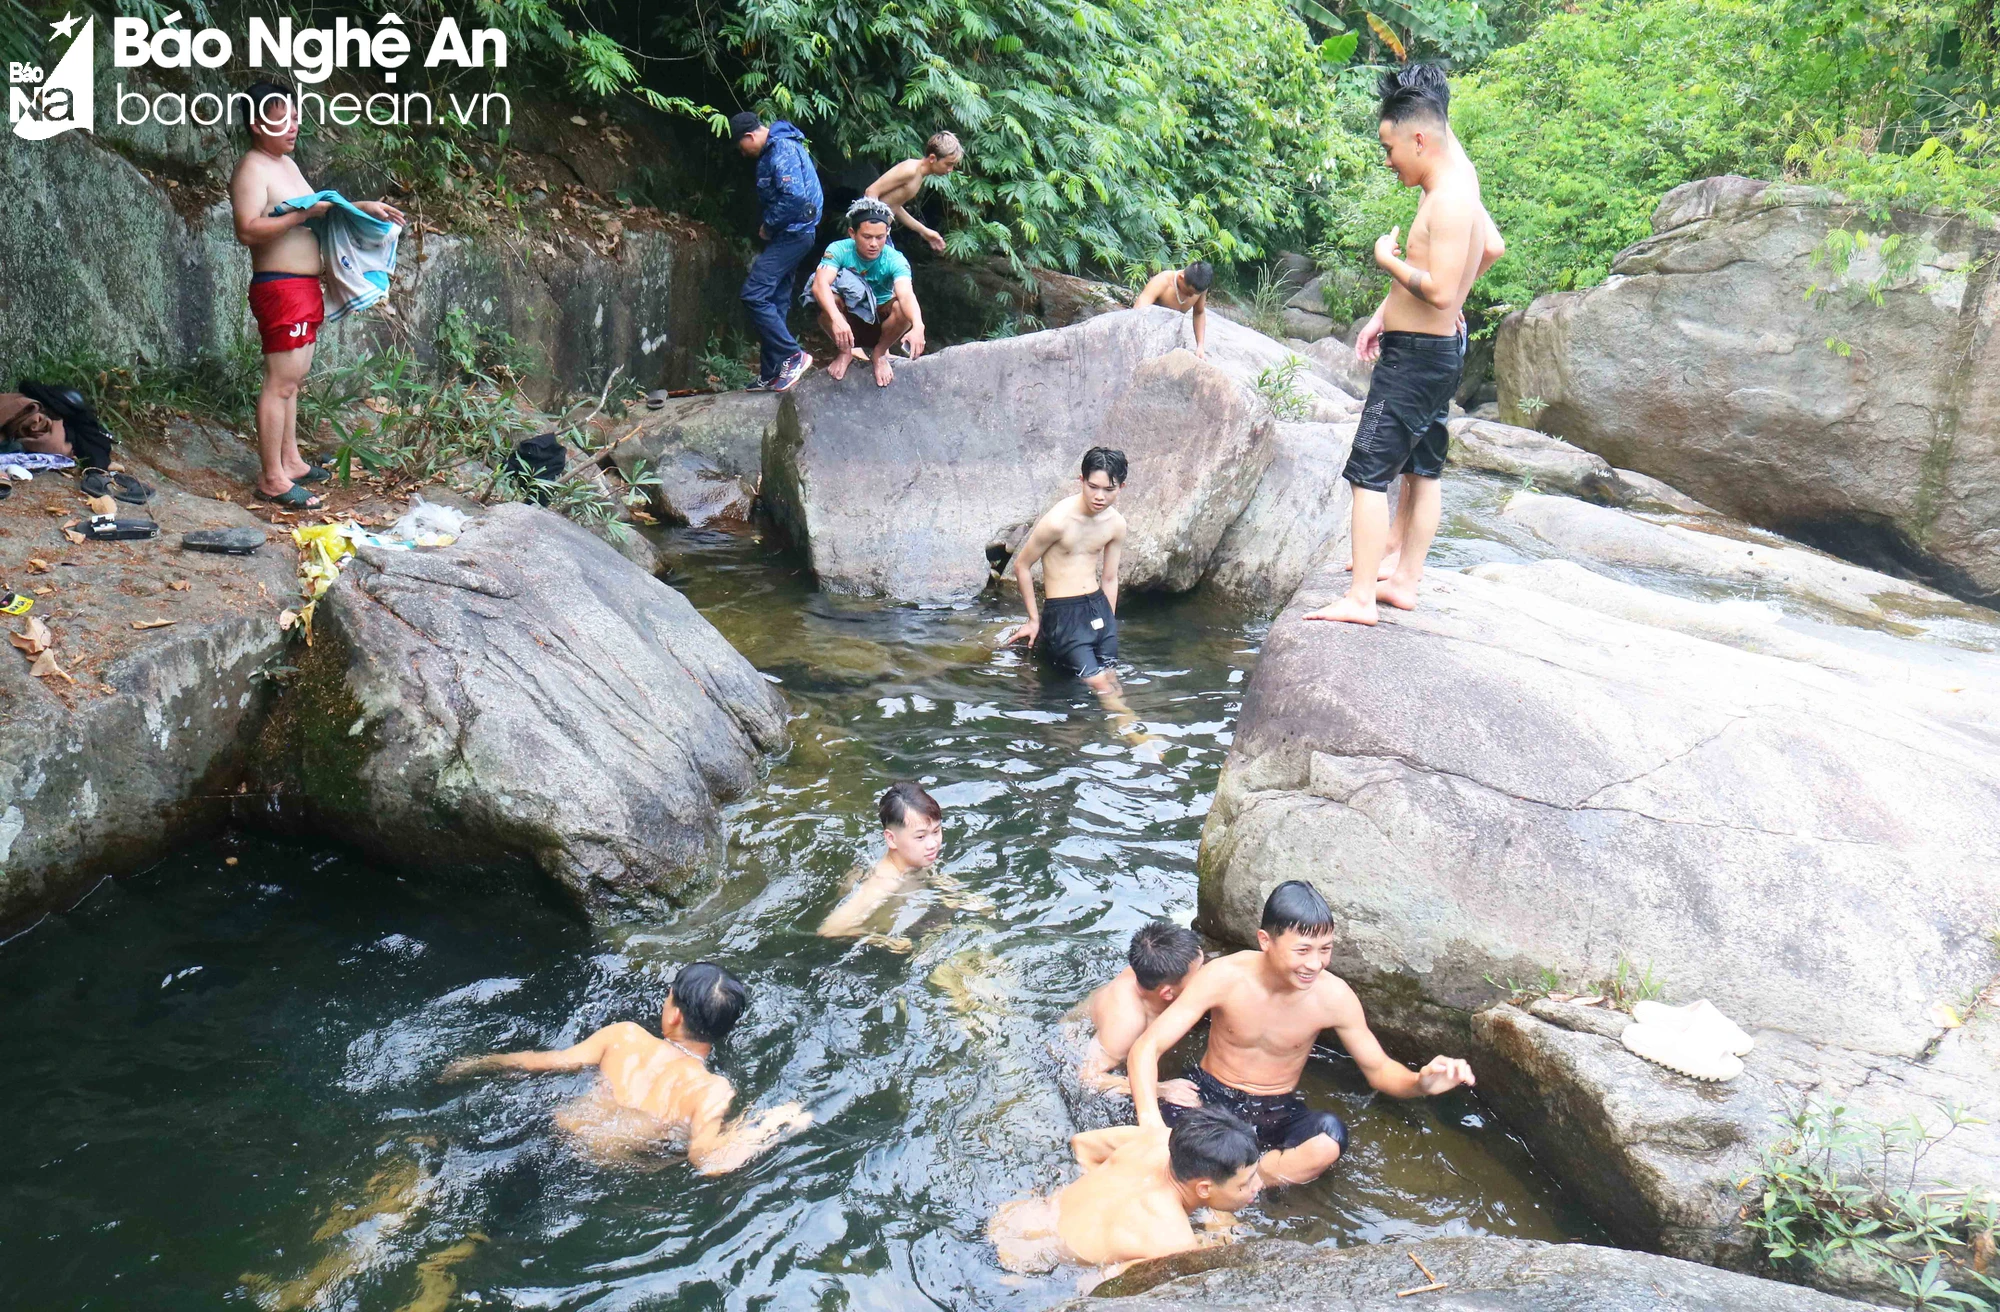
[442,962,811,1174]
[1077,921,1206,1105]
[989,1107,1264,1280]
[1128,881,1475,1187]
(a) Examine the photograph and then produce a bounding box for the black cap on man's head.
[728,111,764,140]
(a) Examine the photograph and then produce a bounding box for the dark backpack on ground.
[501,433,566,504]
[17,380,115,470]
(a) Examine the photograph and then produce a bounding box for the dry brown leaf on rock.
[29,649,73,682]
[63,527,86,544]
[86,495,117,516]
[171,580,192,592]
[26,558,50,573]
[132,619,177,631]
[12,616,53,654]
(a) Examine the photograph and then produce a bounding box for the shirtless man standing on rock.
[1007,447,1130,702]
[443,962,812,1174]
[1128,881,1475,1187]
[1132,261,1212,358]
[1306,64,1504,625]
[864,131,964,253]
[989,1108,1263,1279]
[229,79,403,511]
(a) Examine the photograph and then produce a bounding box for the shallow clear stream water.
[1,513,1609,1311]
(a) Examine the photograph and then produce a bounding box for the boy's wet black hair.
[879,780,943,830]
[1261,879,1336,937]
[1081,446,1128,485]
[1183,260,1214,292]
[1129,921,1203,991]
[1378,62,1451,127]
[671,961,748,1044]
[1168,1107,1261,1182]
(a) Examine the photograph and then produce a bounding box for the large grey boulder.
[1302,333,1373,400]
[765,309,1284,603]
[1196,559,2000,1280]
[263,503,787,914]
[1501,489,1955,620]
[1068,1236,1880,1310]
[1448,417,1627,504]
[1204,421,1356,613]
[1495,174,2000,603]
[604,391,775,527]
[0,479,288,932]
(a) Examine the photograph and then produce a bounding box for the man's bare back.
[230,147,321,275]
[443,967,810,1174]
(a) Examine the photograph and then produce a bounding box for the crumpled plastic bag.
[391,496,468,547]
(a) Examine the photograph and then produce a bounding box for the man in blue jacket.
[732,112,824,392]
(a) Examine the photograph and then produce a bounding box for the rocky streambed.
[3,295,1996,1309]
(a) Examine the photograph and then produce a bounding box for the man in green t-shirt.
[810,197,928,387]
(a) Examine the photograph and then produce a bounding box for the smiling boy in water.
[818,782,984,952]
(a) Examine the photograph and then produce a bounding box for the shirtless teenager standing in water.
[229,80,403,510]
[1128,882,1474,1187]
[443,963,811,1174]
[1306,65,1504,625]
[1007,448,1130,705]
[989,1108,1263,1279]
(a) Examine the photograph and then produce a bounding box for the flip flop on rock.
[70,515,160,542]
[256,484,322,510]
[1633,999,1754,1056]
[1621,1021,1744,1081]
[81,469,155,505]
[182,527,267,555]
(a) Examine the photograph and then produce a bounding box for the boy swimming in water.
[819,781,984,952]
[989,1107,1263,1279]
[1127,881,1475,1187]
[1077,921,1205,1105]
[442,962,811,1174]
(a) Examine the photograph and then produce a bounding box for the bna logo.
[10,12,95,139]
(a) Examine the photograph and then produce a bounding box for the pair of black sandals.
[58,469,267,554]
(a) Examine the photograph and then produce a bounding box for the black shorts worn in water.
[1342,330,1466,492]
[1036,589,1119,679]
[1158,1065,1350,1156]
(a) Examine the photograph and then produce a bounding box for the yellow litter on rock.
[288,521,457,643]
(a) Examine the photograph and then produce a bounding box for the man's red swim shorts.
[247,272,325,355]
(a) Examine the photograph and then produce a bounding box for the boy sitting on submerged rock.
[989,1107,1263,1284]
[1128,880,1475,1186]
[442,962,811,1173]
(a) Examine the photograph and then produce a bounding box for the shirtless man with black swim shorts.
[1127,881,1475,1187]
[1304,64,1504,625]
[1007,447,1129,702]
[443,962,811,1174]
[989,1107,1262,1279]
[1132,261,1213,358]
[229,79,403,511]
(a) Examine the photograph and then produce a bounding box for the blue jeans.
[741,229,817,381]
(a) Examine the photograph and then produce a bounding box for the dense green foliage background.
[9,0,1998,316]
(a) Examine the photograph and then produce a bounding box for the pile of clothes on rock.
[1,382,161,541]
